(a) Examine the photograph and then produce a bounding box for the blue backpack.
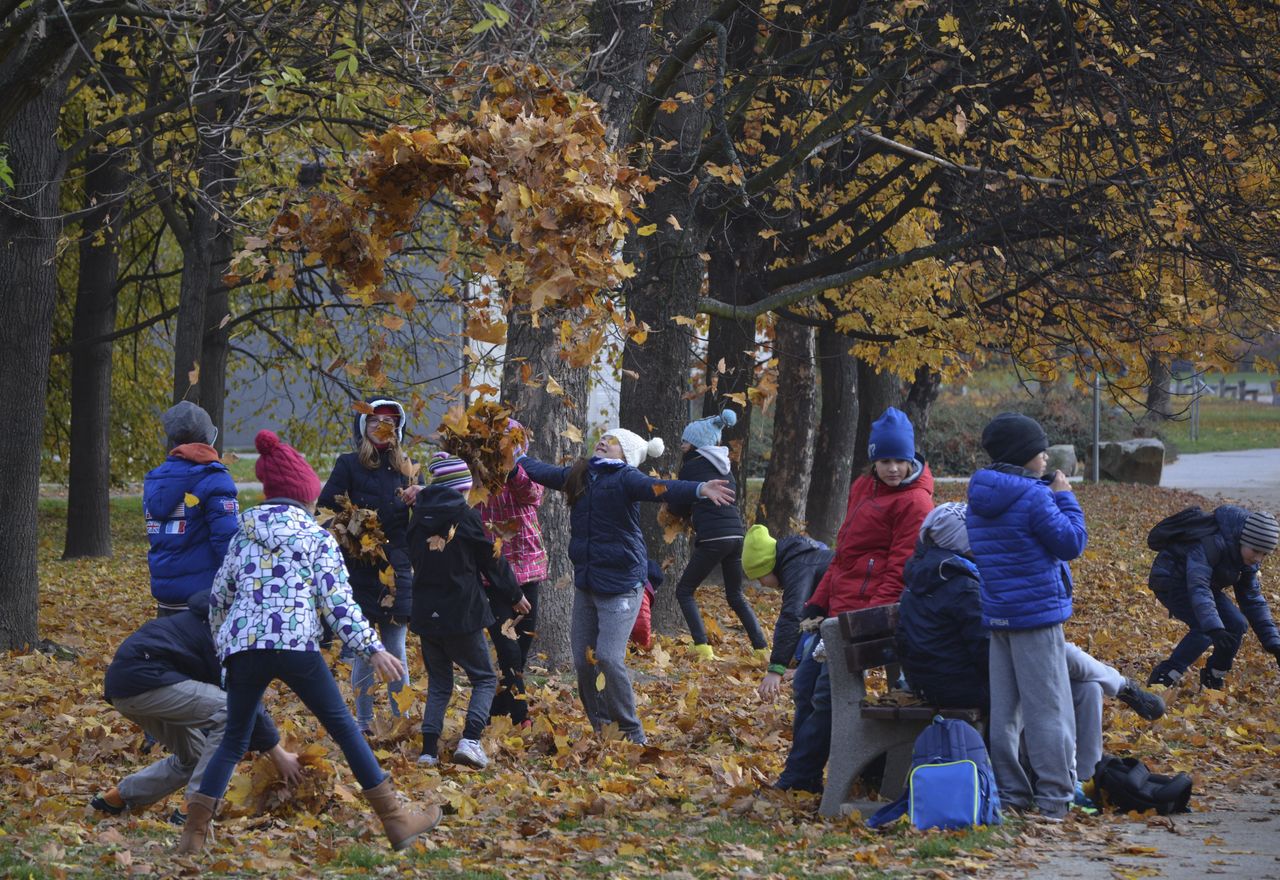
[867,716,1002,830]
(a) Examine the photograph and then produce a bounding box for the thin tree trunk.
[805,326,857,545]
[501,307,588,671]
[852,359,903,474]
[64,145,126,559]
[756,321,816,534]
[0,83,69,649]
[902,365,941,460]
[1145,355,1172,420]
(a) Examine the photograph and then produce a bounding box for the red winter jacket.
[808,460,934,615]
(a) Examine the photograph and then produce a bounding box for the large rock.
[1046,444,1078,477]
[1097,439,1165,486]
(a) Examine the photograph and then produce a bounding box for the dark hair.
[564,458,591,507]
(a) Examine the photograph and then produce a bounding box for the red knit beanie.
[254,430,322,505]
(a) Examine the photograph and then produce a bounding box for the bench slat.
[860,704,984,723]
[844,636,897,671]
[837,604,899,641]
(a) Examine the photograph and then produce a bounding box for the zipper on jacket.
[858,557,877,598]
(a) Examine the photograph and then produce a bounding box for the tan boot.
[174,792,218,855]
[362,778,442,851]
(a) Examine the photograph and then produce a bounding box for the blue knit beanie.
[682,409,737,449]
[867,407,916,462]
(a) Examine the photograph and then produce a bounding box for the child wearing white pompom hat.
[666,409,767,661]
[517,425,735,744]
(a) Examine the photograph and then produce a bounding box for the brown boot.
[362,778,442,851]
[174,792,218,855]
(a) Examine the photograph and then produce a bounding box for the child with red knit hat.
[176,430,440,857]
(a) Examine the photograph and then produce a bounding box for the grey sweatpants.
[989,625,1075,814]
[1065,641,1125,784]
[571,585,646,744]
[110,680,228,807]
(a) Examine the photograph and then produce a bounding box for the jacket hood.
[414,484,472,534]
[906,543,978,597]
[170,443,221,464]
[694,445,732,476]
[967,465,1042,519]
[353,397,407,446]
[240,502,316,553]
[186,589,212,621]
[1214,505,1250,564]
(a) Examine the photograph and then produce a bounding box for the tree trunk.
[63,145,126,559]
[902,365,942,461]
[852,359,903,473]
[501,307,588,671]
[0,83,69,649]
[1145,355,1172,420]
[805,326,858,545]
[756,321,816,534]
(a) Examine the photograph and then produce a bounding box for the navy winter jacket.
[897,542,989,705]
[966,463,1086,630]
[519,456,702,595]
[406,485,522,637]
[143,450,240,606]
[767,535,833,670]
[318,449,418,622]
[1149,505,1280,648]
[667,447,743,541]
[103,592,279,752]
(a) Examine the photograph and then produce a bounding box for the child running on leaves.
[408,453,530,769]
[183,430,439,856]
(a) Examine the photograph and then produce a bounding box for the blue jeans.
[1154,587,1248,673]
[777,639,830,792]
[571,585,645,743]
[419,629,497,742]
[352,620,409,728]
[197,650,386,798]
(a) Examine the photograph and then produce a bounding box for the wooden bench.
[819,604,985,818]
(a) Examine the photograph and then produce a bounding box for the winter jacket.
[966,463,1086,630]
[767,535,833,671]
[103,591,279,752]
[143,445,240,606]
[407,485,523,637]
[807,459,934,616]
[318,449,419,622]
[667,447,744,541]
[897,542,989,705]
[519,455,703,595]
[210,502,385,662]
[1149,504,1280,648]
[476,464,548,585]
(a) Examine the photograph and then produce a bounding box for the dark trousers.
[487,580,540,724]
[675,538,767,649]
[1153,587,1248,673]
[198,650,385,798]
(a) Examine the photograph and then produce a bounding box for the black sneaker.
[90,794,126,816]
[168,807,187,826]
[1147,663,1181,687]
[1117,678,1166,720]
[1199,667,1226,690]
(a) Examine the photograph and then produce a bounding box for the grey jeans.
[1065,641,1125,784]
[571,585,645,744]
[110,680,228,807]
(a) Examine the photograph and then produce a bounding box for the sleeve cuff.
[767,663,787,675]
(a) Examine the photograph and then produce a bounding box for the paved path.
[1161,448,1280,512]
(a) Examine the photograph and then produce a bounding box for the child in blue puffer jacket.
[966,412,1087,822]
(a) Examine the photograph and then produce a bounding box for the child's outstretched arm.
[516,455,572,492]
[621,470,734,507]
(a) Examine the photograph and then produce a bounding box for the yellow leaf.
[561,423,583,443]
[636,223,658,236]
[187,361,200,386]
[184,493,200,507]
[393,686,416,714]
[666,214,682,231]
[381,314,406,332]
[595,671,606,691]
[378,565,397,587]
[545,375,564,396]
[938,12,959,32]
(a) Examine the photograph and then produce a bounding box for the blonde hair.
[358,436,415,478]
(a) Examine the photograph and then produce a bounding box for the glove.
[799,616,824,634]
[812,639,827,663]
[1206,628,1238,658]
[799,604,827,632]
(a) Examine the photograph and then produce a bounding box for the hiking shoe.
[1199,666,1226,690]
[417,752,439,767]
[1117,678,1165,720]
[692,643,716,661]
[90,794,126,816]
[452,738,489,770]
[1147,663,1181,687]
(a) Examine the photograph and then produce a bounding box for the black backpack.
[1147,506,1218,552]
[1094,755,1192,815]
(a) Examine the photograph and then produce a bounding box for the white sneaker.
[452,738,489,769]
[417,752,439,767]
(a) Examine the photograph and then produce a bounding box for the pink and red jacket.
[477,464,548,585]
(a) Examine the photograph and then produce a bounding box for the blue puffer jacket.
[143,449,240,606]
[1149,505,1280,648]
[966,464,1086,630]
[519,455,702,595]
[897,542,988,701]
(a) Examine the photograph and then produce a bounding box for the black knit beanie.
[981,412,1049,466]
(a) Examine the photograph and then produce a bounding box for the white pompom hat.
[604,427,665,468]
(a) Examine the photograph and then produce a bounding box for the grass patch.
[1157,396,1280,454]
[329,843,392,869]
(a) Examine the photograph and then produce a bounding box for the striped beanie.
[427,452,473,494]
[1241,510,1279,553]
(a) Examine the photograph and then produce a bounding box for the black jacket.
[767,535,833,670]
[897,542,989,705]
[407,485,523,637]
[668,448,743,541]
[103,592,278,752]
[318,450,418,622]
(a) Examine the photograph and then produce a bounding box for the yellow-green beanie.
[742,524,778,579]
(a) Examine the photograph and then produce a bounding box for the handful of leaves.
[316,493,389,567]
[436,399,527,503]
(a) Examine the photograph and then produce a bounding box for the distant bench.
[819,603,986,818]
